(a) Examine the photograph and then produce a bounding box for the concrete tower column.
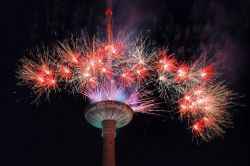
[102,120,116,166]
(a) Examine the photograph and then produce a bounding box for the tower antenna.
[106,0,113,42]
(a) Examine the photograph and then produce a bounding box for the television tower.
[84,1,134,166]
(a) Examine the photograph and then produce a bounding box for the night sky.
[2,0,250,166]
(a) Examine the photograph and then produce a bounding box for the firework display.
[17,2,236,143]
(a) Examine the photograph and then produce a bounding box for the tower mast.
[106,0,113,42]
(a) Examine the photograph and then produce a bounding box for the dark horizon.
[3,0,250,166]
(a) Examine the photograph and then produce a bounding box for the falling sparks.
[17,34,236,142]
[178,82,234,142]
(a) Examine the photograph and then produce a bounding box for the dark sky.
[2,0,250,166]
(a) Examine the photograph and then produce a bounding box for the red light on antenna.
[105,9,113,15]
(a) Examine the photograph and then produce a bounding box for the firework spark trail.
[17,49,59,101]
[178,81,234,142]
[17,33,236,142]
[150,48,235,141]
[154,51,219,102]
[82,80,158,114]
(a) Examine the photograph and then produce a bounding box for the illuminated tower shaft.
[85,100,133,166]
[102,120,116,166]
[106,0,113,42]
